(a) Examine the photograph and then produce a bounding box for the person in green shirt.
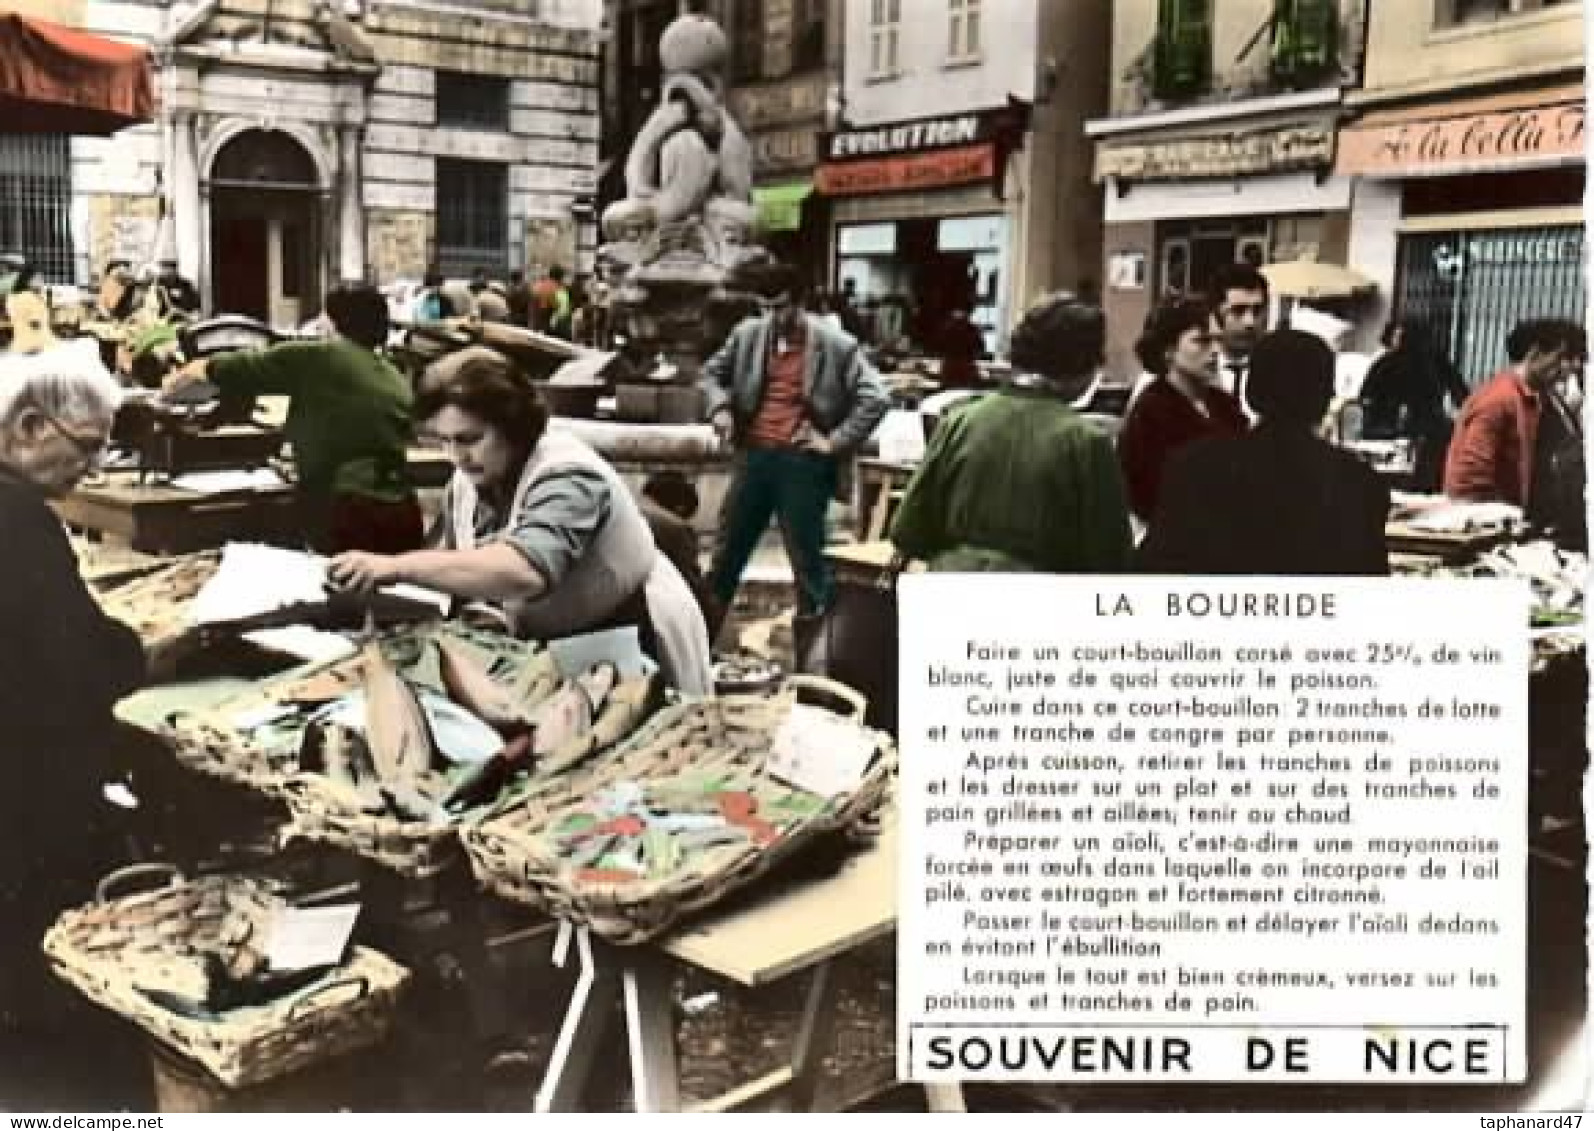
[890,293,1133,573]
[163,283,423,554]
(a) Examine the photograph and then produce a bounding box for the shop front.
[730,72,828,287]
[1090,110,1348,378]
[817,105,1028,357]
[1339,81,1586,386]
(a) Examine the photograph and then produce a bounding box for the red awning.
[0,14,156,136]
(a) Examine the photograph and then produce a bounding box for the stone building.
[816,0,1110,356]
[1337,0,1584,379]
[3,0,602,324]
[1087,0,1367,378]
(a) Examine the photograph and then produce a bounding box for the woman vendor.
[162,282,423,555]
[0,350,157,1102]
[328,347,713,695]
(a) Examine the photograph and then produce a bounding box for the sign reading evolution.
[815,143,995,196]
[1093,121,1335,183]
[1337,97,1585,177]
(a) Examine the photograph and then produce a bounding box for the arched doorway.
[208,129,321,326]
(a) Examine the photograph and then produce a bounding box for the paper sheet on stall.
[768,703,875,798]
[874,409,926,464]
[548,626,656,680]
[169,468,287,495]
[189,543,450,628]
[242,626,360,665]
[265,904,362,973]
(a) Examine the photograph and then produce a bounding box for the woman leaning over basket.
[0,348,159,1102]
[328,347,714,696]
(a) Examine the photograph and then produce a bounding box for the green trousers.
[711,447,837,617]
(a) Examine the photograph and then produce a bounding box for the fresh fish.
[527,681,595,757]
[575,662,619,716]
[435,638,530,736]
[360,643,436,783]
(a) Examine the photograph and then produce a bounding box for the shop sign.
[1337,99,1584,177]
[1093,121,1335,183]
[825,105,1025,161]
[816,143,995,196]
[730,74,827,131]
[752,127,819,174]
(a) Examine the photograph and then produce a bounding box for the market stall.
[74,544,908,1111]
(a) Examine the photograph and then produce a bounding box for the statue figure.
[600,13,758,280]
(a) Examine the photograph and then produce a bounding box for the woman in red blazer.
[1118,297,1248,524]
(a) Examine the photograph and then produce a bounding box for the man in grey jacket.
[702,263,889,642]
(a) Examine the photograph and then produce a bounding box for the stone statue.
[596,12,777,420]
[600,14,760,284]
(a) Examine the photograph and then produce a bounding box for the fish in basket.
[41,865,409,1090]
[155,623,554,796]
[460,675,897,945]
[277,627,661,879]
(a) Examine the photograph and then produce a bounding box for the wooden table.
[851,458,917,543]
[55,472,300,555]
[536,814,964,1113]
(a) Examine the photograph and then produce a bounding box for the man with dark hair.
[1208,262,1270,418]
[163,282,423,553]
[701,260,888,647]
[891,292,1132,573]
[1443,317,1581,509]
[1137,329,1388,575]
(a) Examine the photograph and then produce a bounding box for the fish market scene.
[0,0,1585,1115]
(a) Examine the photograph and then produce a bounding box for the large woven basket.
[156,622,561,796]
[42,865,409,1090]
[278,669,661,879]
[97,550,221,651]
[461,675,896,945]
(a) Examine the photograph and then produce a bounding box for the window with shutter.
[1270,0,1340,89]
[1152,0,1212,102]
[949,0,982,63]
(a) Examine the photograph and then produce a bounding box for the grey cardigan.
[700,312,890,455]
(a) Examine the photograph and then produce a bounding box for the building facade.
[1337,0,1584,383]
[816,0,1109,356]
[717,0,833,284]
[1087,0,1365,378]
[3,0,601,325]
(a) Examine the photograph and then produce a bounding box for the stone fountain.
[598,12,776,422]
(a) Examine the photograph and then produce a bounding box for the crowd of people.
[1,245,1585,1099]
[891,264,1588,577]
[410,263,608,347]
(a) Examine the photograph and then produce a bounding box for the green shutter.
[1153,0,1212,102]
[1271,0,1339,90]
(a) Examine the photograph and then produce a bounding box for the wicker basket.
[42,864,409,1090]
[157,622,562,796]
[461,675,895,945]
[278,670,662,879]
[98,550,221,651]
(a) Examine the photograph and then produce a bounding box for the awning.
[754,181,813,233]
[0,14,156,136]
[1261,259,1377,300]
[1336,81,1584,179]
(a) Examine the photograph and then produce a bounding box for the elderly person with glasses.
[0,350,159,1097]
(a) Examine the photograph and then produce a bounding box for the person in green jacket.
[890,293,1132,573]
[163,283,423,554]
